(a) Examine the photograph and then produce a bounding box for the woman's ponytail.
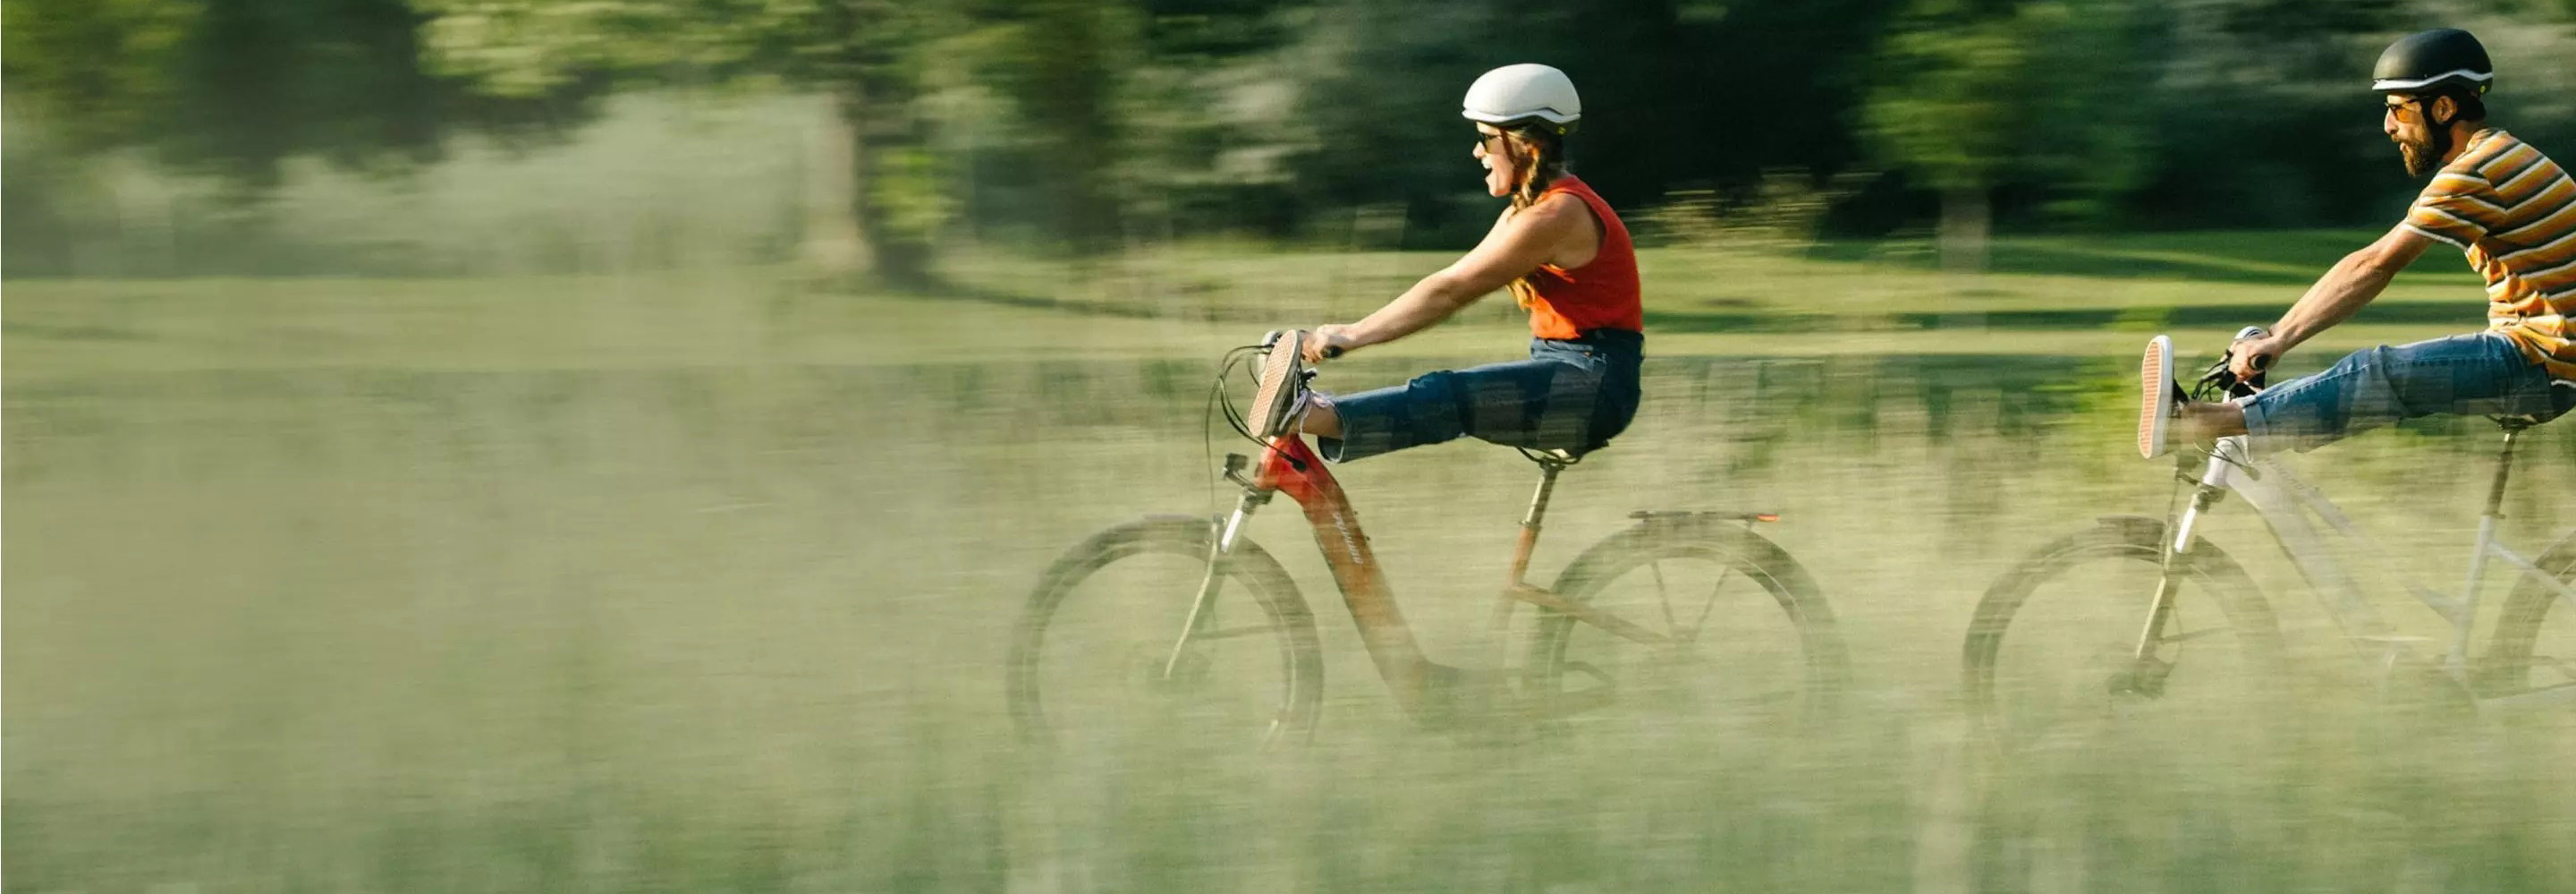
[1506,126,1568,212]
[1503,125,1571,308]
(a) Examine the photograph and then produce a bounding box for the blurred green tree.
[417,0,964,285]
[1,1,194,153]
[1860,0,2155,270]
[1284,0,1902,249]
[3,0,600,276]
[973,0,1134,255]
[6,0,2563,277]
[418,0,1293,278]
[1084,0,1313,242]
[3,0,589,183]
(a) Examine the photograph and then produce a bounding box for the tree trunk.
[1021,0,1121,256]
[1934,184,1993,331]
[1936,184,1991,274]
[799,98,866,277]
[833,86,937,290]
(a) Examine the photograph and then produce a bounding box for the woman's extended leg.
[1309,358,1606,462]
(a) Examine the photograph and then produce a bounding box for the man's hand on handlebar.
[1304,325,1359,363]
[2227,330,2283,382]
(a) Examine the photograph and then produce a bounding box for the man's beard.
[2400,135,2443,178]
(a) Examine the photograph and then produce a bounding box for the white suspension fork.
[1165,490,1267,678]
[2135,440,2241,662]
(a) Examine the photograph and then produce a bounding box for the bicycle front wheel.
[1008,516,1324,750]
[1963,516,2283,752]
[1527,517,1849,731]
[2479,529,2576,700]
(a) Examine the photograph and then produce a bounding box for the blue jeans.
[1318,329,1644,462]
[2240,332,2575,452]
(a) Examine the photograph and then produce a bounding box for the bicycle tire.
[1962,515,2284,750]
[2478,528,2576,697]
[1527,516,1850,722]
[1008,516,1325,747]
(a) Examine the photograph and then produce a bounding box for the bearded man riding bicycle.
[1250,64,1645,463]
[2144,29,2576,457]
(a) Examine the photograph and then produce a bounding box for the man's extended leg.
[2175,401,2248,442]
[2211,333,2563,453]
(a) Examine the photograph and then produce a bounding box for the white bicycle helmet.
[1462,64,1580,132]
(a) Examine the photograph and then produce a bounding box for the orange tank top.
[1515,175,1643,340]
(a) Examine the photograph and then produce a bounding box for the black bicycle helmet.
[2371,28,2493,95]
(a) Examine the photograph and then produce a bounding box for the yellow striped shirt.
[2401,128,2576,380]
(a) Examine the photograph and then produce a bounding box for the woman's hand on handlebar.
[1304,325,1360,363]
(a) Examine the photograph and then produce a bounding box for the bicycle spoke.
[1682,565,1735,643]
[1650,559,1678,634]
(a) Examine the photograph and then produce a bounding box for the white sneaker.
[1250,329,1309,440]
[2139,335,2175,459]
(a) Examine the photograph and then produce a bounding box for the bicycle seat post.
[1513,460,1567,581]
[2449,420,2530,671]
[1489,456,1571,642]
[2481,419,2529,521]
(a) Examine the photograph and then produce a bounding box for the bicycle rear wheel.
[1963,516,2283,753]
[2478,530,2576,700]
[1527,517,1848,731]
[1008,516,1324,750]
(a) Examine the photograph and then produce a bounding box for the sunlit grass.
[7,243,2572,891]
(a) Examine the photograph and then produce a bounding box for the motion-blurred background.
[10,0,2576,279]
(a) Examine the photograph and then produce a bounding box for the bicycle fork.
[2123,444,2238,696]
[1163,482,1270,680]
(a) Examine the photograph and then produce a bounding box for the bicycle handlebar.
[2231,326,2273,370]
[2203,326,2272,397]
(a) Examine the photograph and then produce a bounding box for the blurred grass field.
[8,237,2576,892]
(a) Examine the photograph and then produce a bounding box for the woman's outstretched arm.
[1306,196,1590,362]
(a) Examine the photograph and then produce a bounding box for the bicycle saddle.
[1521,445,1605,466]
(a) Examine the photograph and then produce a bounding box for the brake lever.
[2199,353,2265,399]
[2201,326,2273,398]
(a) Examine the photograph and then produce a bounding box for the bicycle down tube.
[2176,431,2576,690]
[1230,435,1443,714]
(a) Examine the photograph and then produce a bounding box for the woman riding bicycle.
[1262,64,1644,463]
